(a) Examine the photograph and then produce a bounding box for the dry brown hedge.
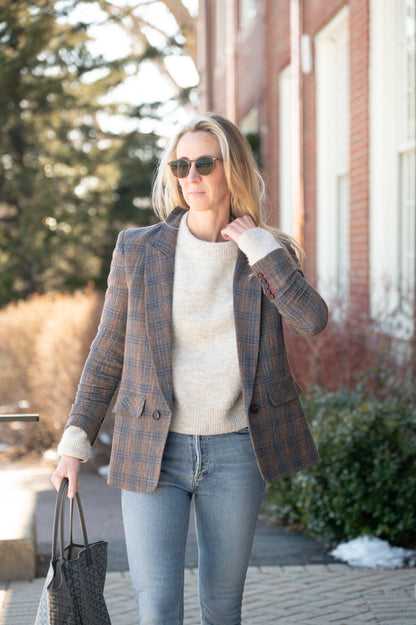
[0,288,103,457]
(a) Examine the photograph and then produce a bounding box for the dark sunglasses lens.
[195,157,215,175]
[169,157,216,178]
[170,160,190,178]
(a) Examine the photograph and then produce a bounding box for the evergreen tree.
[0,0,161,304]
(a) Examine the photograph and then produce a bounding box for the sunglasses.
[168,156,222,178]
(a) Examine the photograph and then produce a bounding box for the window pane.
[398,0,415,323]
[279,66,293,235]
[405,0,416,140]
[240,0,257,29]
[316,8,350,305]
[398,150,415,300]
[215,0,226,64]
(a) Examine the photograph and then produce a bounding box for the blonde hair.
[152,112,304,265]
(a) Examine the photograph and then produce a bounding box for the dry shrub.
[285,304,415,401]
[1,286,414,461]
[0,295,50,407]
[0,288,103,456]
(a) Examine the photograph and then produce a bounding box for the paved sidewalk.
[1,564,415,624]
[1,462,415,623]
[0,462,340,573]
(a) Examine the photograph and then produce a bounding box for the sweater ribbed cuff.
[57,425,91,463]
[238,227,281,265]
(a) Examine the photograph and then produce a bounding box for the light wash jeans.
[121,428,266,625]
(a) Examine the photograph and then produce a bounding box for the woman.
[52,113,328,625]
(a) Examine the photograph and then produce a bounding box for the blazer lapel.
[144,209,262,414]
[144,209,183,410]
[233,250,262,413]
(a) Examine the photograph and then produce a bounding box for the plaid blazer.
[67,207,328,492]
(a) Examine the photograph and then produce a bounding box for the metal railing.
[0,414,39,422]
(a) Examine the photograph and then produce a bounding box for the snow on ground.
[330,536,416,569]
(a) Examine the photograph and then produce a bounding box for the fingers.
[51,455,81,498]
[221,215,256,243]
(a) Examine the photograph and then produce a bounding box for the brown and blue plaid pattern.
[67,207,328,492]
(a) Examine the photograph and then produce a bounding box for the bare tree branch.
[159,0,196,63]
[95,0,198,110]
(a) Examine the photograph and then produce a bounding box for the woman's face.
[175,131,231,219]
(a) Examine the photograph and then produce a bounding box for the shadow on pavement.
[33,467,339,576]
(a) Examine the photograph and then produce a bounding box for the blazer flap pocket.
[267,378,303,407]
[113,393,145,417]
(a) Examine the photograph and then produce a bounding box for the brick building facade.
[197,0,415,339]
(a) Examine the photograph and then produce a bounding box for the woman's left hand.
[221,215,256,243]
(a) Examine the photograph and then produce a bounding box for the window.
[279,65,294,236]
[239,0,257,30]
[215,0,227,67]
[370,0,415,337]
[240,108,261,166]
[398,0,415,306]
[315,7,350,305]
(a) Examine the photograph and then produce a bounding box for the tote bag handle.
[51,478,89,562]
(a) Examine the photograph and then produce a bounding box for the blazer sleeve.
[252,248,328,337]
[66,230,128,443]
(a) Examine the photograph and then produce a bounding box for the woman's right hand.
[51,455,81,498]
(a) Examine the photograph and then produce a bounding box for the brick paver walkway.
[1,565,415,624]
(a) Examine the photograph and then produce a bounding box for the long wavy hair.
[152,112,304,265]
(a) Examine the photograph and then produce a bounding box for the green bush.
[265,387,416,547]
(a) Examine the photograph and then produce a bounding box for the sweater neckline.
[177,213,238,261]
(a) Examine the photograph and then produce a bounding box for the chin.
[188,204,211,212]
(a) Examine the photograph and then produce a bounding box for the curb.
[0,489,37,582]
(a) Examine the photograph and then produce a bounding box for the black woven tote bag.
[34,478,112,625]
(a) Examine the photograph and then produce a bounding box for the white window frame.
[239,0,257,30]
[279,65,294,236]
[215,0,227,68]
[315,7,350,308]
[370,0,415,338]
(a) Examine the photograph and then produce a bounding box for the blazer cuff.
[58,425,91,463]
[238,227,281,265]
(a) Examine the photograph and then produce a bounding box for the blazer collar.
[149,206,186,257]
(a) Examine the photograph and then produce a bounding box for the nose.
[187,162,202,182]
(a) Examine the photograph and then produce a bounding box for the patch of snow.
[330,536,416,569]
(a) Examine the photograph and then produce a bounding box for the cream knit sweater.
[58,214,280,460]
[170,214,245,434]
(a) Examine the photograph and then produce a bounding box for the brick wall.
[198,0,371,307]
[199,1,264,120]
[348,0,370,319]
[262,0,290,230]
[302,0,345,284]
[236,15,264,120]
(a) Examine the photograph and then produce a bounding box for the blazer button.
[152,410,161,420]
[250,404,259,414]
